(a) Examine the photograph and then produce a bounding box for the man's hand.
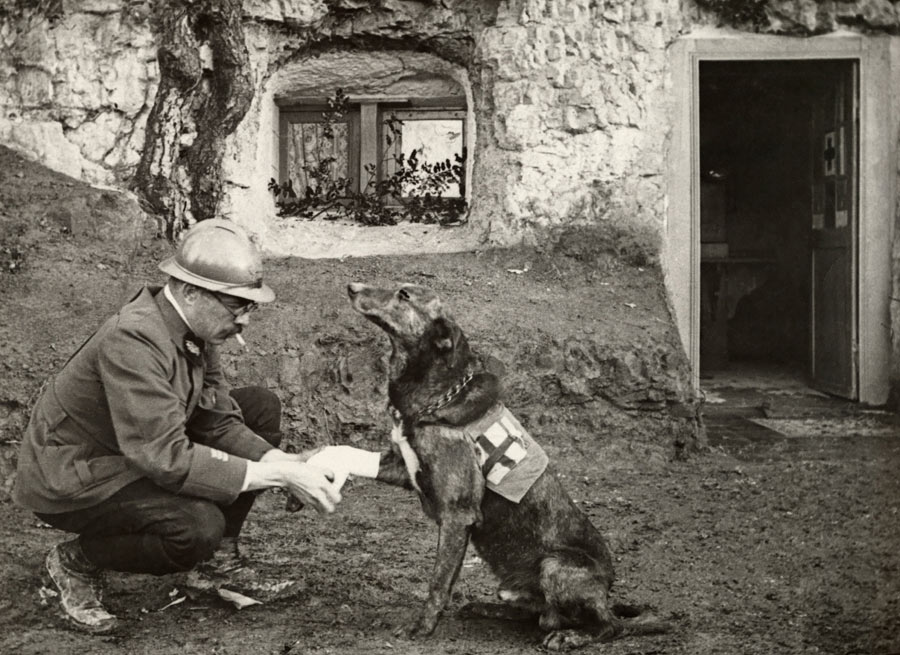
[243,459,342,513]
[280,461,343,513]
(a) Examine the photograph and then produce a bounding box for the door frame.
[666,34,894,405]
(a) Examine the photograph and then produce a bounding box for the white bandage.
[306,446,381,480]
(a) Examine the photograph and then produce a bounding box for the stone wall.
[3,0,898,253]
[0,3,156,184]
[473,0,680,250]
[0,0,689,253]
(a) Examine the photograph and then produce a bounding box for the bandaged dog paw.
[305,446,380,489]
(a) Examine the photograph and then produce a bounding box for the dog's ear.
[432,317,466,369]
[432,317,456,353]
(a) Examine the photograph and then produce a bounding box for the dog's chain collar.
[388,367,475,423]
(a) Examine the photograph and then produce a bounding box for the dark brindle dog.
[348,282,669,651]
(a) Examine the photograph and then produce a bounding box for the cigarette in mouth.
[234,333,247,348]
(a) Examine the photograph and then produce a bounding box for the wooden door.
[810,62,858,398]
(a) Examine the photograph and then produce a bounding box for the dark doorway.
[698,59,858,399]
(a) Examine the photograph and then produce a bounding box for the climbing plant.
[269,89,468,227]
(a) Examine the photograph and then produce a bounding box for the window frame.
[377,105,468,200]
[278,106,361,196]
[276,96,468,203]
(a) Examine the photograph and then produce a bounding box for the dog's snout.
[347,282,365,297]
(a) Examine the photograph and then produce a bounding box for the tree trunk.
[133,0,253,240]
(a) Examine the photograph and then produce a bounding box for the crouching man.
[12,219,345,634]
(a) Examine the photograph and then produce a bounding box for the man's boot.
[45,539,118,634]
[186,536,253,587]
[208,535,249,574]
[185,536,263,590]
[185,536,297,601]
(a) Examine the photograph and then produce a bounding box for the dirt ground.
[1,147,899,654]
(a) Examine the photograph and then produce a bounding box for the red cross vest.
[462,403,548,503]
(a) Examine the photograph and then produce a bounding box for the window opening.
[381,108,466,199]
[271,91,468,226]
[279,108,360,197]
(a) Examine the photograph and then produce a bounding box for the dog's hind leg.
[538,552,620,651]
[540,598,621,652]
[459,588,544,622]
[402,518,471,638]
[541,599,670,651]
[542,627,612,651]
[458,601,539,622]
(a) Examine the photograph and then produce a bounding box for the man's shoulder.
[106,287,170,345]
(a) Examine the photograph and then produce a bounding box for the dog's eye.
[398,289,410,301]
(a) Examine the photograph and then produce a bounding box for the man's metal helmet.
[158,219,275,303]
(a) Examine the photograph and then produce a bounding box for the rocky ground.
[0,147,898,654]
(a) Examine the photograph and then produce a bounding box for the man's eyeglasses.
[209,291,259,318]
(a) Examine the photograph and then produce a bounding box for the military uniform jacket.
[13,286,274,514]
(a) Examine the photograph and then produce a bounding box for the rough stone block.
[15,66,52,105]
[0,119,84,179]
[501,104,544,149]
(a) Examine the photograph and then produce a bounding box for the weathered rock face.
[2,0,899,250]
[694,0,900,33]
[0,4,157,183]
[474,0,680,250]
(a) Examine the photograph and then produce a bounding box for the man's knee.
[230,386,282,444]
[163,500,226,570]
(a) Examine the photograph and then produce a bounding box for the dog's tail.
[611,603,672,636]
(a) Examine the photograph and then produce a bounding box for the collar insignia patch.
[184,337,202,357]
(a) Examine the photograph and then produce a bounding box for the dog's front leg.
[403,517,471,637]
[375,447,416,490]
